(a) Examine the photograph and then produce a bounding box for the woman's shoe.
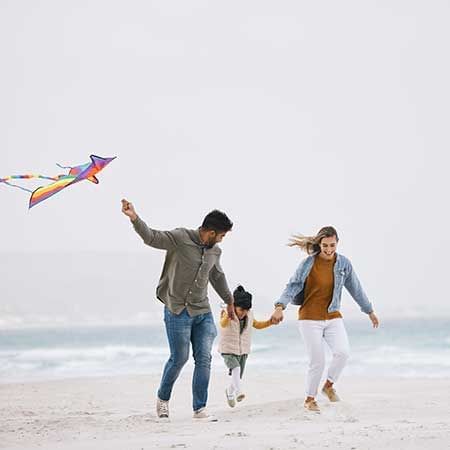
[304,399,320,413]
[322,385,340,402]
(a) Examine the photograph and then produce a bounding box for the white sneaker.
[225,387,236,408]
[156,397,169,419]
[236,391,246,402]
[193,407,218,422]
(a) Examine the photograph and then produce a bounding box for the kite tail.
[0,174,62,194]
[0,174,61,183]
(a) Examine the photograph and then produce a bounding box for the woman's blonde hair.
[288,226,339,255]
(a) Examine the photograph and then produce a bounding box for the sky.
[1,0,449,327]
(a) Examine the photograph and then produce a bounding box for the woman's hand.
[271,307,284,324]
[121,199,138,221]
[369,312,379,328]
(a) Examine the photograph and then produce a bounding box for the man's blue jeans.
[157,307,217,412]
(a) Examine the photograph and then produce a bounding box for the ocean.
[1,318,449,383]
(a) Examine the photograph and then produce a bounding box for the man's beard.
[206,238,217,249]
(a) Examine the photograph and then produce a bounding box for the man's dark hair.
[201,209,233,233]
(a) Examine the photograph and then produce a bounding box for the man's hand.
[121,199,138,222]
[226,302,237,321]
[369,312,379,328]
[271,307,284,324]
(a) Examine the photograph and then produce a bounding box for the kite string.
[0,180,34,193]
[56,163,73,170]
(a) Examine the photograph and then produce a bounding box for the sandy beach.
[1,368,449,450]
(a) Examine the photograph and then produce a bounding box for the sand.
[1,368,449,450]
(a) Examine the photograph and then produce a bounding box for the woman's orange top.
[299,255,343,320]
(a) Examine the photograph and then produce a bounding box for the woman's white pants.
[298,318,350,398]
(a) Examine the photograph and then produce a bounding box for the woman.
[271,226,379,413]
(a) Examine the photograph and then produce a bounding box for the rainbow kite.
[0,155,116,208]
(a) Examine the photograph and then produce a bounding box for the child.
[218,285,273,407]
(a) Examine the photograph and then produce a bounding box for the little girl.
[218,285,273,407]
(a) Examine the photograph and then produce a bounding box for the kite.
[0,155,116,208]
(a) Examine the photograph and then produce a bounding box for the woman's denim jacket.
[275,254,373,314]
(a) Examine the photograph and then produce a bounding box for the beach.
[1,370,449,450]
[1,319,450,449]
[2,1,450,449]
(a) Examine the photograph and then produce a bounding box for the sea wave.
[0,312,162,329]
[0,345,168,361]
[0,345,169,383]
[2,320,450,383]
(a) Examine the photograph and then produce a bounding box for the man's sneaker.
[236,391,246,402]
[193,408,218,422]
[156,397,169,419]
[322,385,340,402]
[304,399,320,413]
[225,388,236,408]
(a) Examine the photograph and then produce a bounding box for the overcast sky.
[1,1,449,326]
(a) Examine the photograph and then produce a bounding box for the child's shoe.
[225,387,236,408]
[236,391,246,402]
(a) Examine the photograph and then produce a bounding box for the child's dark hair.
[201,210,233,233]
[233,285,252,310]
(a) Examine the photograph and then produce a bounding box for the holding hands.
[270,306,284,325]
[270,306,379,329]
[226,302,237,321]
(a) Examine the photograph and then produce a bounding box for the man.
[121,199,235,421]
